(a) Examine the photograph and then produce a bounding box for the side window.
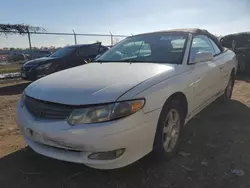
[99,46,108,54]
[190,35,215,62]
[209,38,222,55]
[77,46,99,57]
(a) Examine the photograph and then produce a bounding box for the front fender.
[117,66,193,114]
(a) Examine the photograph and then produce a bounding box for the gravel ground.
[0,78,250,188]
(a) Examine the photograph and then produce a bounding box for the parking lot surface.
[0,78,250,188]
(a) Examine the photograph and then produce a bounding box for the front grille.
[24,95,74,120]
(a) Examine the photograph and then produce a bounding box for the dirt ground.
[1,78,250,188]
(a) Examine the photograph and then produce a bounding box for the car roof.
[131,28,223,51]
[133,28,213,35]
[223,32,250,38]
[220,32,250,48]
[132,28,219,42]
[66,42,103,48]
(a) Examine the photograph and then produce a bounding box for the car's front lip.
[21,63,49,80]
[21,67,38,81]
[16,100,161,169]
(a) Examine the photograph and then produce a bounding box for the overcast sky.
[1,0,250,48]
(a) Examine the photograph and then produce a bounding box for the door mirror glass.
[189,51,213,64]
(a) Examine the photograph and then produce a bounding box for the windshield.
[50,47,76,57]
[95,33,188,64]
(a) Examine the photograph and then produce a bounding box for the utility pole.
[72,30,77,44]
[109,31,113,46]
[27,27,32,59]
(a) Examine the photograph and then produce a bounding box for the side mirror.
[189,51,213,64]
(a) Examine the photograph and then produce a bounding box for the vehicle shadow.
[0,82,30,96]
[1,100,250,188]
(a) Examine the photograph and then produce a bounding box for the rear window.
[221,34,250,49]
[50,47,75,57]
[171,39,186,49]
[77,45,100,56]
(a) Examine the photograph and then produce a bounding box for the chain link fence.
[0,31,128,78]
[0,30,128,53]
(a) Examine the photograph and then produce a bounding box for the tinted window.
[42,51,51,54]
[50,47,75,57]
[96,33,188,64]
[99,46,108,53]
[209,38,222,55]
[190,35,215,62]
[77,46,99,57]
[171,38,186,49]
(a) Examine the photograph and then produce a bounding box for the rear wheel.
[220,73,234,103]
[153,100,184,158]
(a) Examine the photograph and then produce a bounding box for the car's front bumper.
[21,71,37,81]
[21,66,48,81]
[16,101,161,169]
[21,70,46,81]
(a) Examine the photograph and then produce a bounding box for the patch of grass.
[0,68,20,74]
[0,63,21,74]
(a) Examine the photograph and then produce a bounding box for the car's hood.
[23,56,60,66]
[25,63,176,105]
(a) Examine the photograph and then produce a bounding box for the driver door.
[190,35,221,111]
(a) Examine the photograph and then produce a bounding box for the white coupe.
[16,29,237,169]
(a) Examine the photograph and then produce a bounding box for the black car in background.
[8,52,27,62]
[21,42,108,81]
[220,32,250,73]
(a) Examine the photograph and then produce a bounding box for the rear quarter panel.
[224,49,237,70]
[221,50,238,90]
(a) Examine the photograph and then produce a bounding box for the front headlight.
[36,63,52,70]
[67,99,145,125]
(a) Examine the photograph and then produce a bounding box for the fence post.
[72,30,77,44]
[27,29,32,59]
[109,31,113,46]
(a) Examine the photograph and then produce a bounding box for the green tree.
[0,24,45,35]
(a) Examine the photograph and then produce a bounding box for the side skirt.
[184,91,224,125]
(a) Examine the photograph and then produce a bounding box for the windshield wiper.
[93,60,115,62]
[93,59,149,63]
[93,59,141,63]
[116,59,147,63]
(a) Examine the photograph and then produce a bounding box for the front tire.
[153,100,184,159]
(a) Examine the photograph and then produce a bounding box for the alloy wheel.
[162,109,181,153]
